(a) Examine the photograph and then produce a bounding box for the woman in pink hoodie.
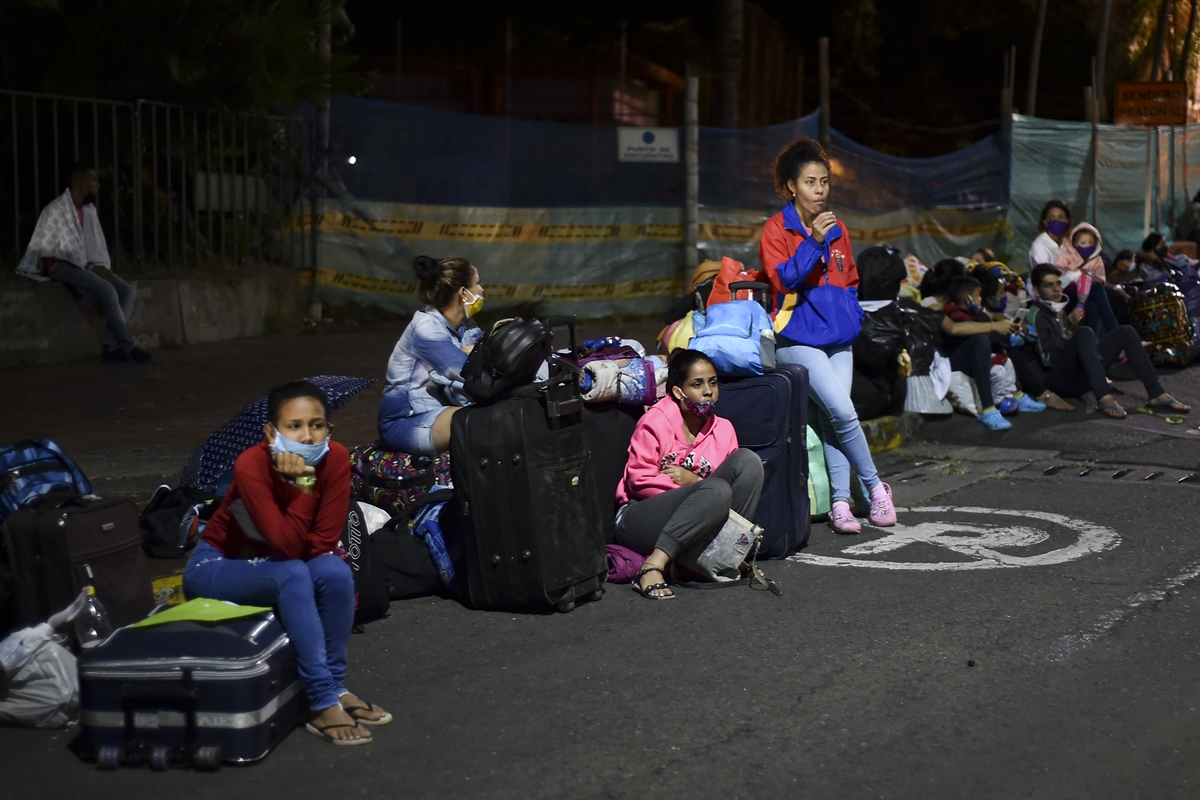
[615,350,764,600]
[1053,222,1119,334]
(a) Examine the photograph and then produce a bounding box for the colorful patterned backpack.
[349,442,451,517]
[1126,282,1196,368]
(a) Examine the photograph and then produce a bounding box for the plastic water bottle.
[75,567,113,649]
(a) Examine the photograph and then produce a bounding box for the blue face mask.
[270,428,330,466]
[986,295,1008,313]
[1076,244,1097,260]
[1046,219,1069,237]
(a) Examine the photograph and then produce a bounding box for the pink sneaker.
[868,482,897,527]
[829,500,861,534]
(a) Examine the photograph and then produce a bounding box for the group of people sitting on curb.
[914,201,1192,430]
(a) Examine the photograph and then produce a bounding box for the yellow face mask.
[463,289,484,318]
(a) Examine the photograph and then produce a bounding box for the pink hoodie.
[616,395,740,505]
[1055,222,1107,284]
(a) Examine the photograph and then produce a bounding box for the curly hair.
[413,255,476,308]
[1037,200,1071,234]
[772,138,831,201]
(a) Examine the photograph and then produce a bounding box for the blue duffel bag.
[690,300,777,377]
[0,439,91,525]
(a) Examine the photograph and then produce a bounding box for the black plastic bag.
[900,305,944,376]
[853,301,906,377]
[856,244,906,301]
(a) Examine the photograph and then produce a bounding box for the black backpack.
[341,502,391,626]
[856,244,907,301]
[461,317,548,403]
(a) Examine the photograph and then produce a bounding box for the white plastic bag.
[0,590,88,728]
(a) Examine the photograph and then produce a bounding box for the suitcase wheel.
[96,746,123,771]
[586,588,605,603]
[555,599,575,613]
[149,747,171,771]
[192,745,223,771]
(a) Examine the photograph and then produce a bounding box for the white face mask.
[1048,300,1069,314]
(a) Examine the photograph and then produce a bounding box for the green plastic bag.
[806,424,832,517]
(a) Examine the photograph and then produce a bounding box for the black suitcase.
[717,363,811,558]
[78,609,304,768]
[450,317,607,613]
[581,401,642,544]
[2,497,154,635]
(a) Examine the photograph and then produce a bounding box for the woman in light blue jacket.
[378,255,485,454]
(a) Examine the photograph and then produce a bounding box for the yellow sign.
[1114,82,1188,126]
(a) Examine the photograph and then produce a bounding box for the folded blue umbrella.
[179,375,373,492]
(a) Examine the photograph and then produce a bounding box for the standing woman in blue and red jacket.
[759,138,896,534]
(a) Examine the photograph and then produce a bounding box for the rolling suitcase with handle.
[77,607,303,769]
[716,363,811,558]
[450,317,607,613]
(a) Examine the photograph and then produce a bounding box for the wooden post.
[1027,0,1048,116]
[796,51,805,119]
[1001,49,1013,146]
[395,19,402,101]
[685,68,700,274]
[619,20,627,121]
[818,37,830,148]
[1090,59,1100,223]
[718,0,743,128]
[1096,0,1114,120]
[1145,127,1155,238]
[505,17,513,118]
[1084,86,1094,123]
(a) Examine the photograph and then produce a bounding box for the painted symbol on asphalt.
[790,506,1121,571]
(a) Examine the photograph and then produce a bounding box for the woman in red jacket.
[759,138,896,534]
[183,381,390,746]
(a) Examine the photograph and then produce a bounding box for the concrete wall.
[0,267,306,369]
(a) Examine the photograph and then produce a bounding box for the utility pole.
[718,0,744,127]
[1096,0,1114,120]
[1027,0,1048,116]
[310,0,332,323]
[1151,0,1170,80]
[685,67,700,274]
[619,20,627,122]
[818,37,830,148]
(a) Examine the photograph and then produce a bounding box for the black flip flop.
[305,721,372,746]
[343,702,393,726]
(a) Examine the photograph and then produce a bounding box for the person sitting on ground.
[970,264,1071,411]
[1025,265,1190,419]
[1055,223,1119,335]
[378,255,485,455]
[969,247,997,264]
[183,381,390,746]
[16,162,150,363]
[940,277,1035,430]
[615,350,764,600]
[1029,200,1071,276]
[917,258,967,310]
[1177,190,1200,247]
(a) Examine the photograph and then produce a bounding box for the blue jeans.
[776,344,880,503]
[50,261,136,350]
[183,540,355,712]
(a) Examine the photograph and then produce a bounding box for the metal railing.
[1,89,312,274]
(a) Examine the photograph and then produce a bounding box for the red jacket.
[202,440,351,561]
[759,203,862,347]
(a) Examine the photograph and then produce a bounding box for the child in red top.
[184,381,390,746]
[615,350,763,600]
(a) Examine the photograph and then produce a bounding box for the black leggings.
[948,333,995,409]
[1049,325,1165,401]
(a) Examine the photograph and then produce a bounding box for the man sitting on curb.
[1026,263,1188,419]
[16,162,150,363]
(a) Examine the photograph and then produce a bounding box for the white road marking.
[790,506,1121,571]
[1036,559,1200,663]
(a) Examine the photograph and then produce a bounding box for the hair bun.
[413,255,441,283]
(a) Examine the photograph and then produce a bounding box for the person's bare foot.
[1097,394,1127,419]
[307,703,371,744]
[341,692,391,725]
[1038,391,1075,411]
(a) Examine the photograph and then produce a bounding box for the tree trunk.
[717,0,744,127]
[1175,0,1198,81]
[1152,0,1171,80]
[1027,0,1049,117]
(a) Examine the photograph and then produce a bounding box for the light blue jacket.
[378,309,483,425]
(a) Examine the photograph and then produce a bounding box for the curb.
[860,412,925,454]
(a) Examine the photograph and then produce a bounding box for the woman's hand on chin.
[274,452,315,480]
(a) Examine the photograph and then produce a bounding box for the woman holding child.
[758,137,897,535]
[378,255,485,454]
[184,381,390,746]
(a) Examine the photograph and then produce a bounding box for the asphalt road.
[4,325,1200,799]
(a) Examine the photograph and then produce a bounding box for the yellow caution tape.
[301,268,683,301]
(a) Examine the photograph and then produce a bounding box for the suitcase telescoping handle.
[541,316,582,421]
